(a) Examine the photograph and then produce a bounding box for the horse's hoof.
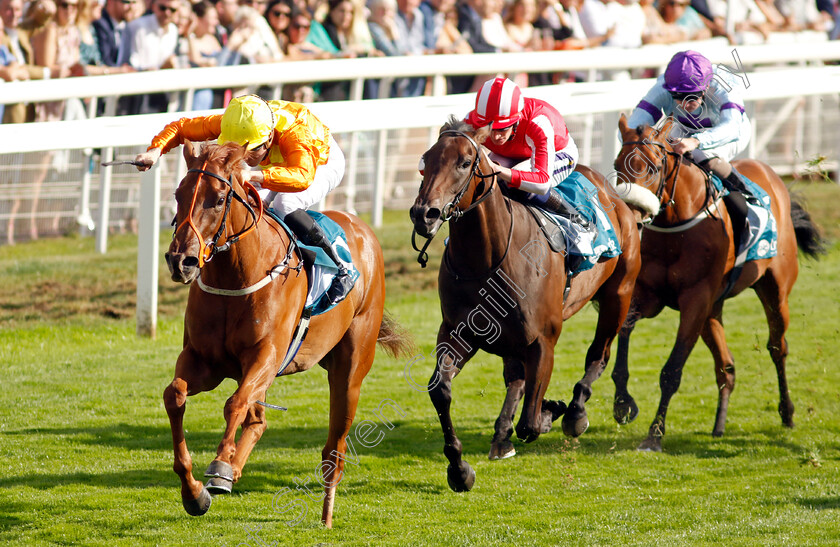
[539,399,567,433]
[561,409,589,438]
[514,422,540,443]
[488,442,516,460]
[779,403,795,428]
[182,488,212,516]
[205,476,233,495]
[613,397,639,425]
[446,462,476,492]
[637,437,662,452]
[205,460,234,481]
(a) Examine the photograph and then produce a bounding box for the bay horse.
[611,114,824,452]
[163,140,411,527]
[409,118,640,491]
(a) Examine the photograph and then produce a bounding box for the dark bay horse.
[409,118,640,491]
[612,114,824,452]
[163,141,411,527]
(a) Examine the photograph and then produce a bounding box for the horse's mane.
[198,141,247,169]
[441,115,491,144]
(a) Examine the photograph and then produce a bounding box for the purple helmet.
[663,51,713,94]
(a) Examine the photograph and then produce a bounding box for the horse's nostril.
[183,256,199,268]
[425,208,441,221]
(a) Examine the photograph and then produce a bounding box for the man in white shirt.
[118,0,179,112]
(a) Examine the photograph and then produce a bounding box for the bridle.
[620,138,717,231]
[411,130,503,268]
[619,139,683,209]
[173,164,264,267]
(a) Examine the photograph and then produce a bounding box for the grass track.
[0,182,838,546]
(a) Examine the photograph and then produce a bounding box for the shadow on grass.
[794,497,840,510]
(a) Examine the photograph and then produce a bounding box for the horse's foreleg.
[515,337,556,443]
[699,305,735,437]
[563,284,634,438]
[754,274,795,428]
[489,359,526,460]
[613,304,640,425]
[639,289,712,452]
[429,323,477,492]
[212,346,278,490]
[164,376,212,516]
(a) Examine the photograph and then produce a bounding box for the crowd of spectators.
[1,0,838,121]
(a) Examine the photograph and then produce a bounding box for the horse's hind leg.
[490,359,525,460]
[515,337,558,443]
[754,272,795,428]
[230,402,268,480]
[163,351,223,516]
[318,323,376,528]
[699,304,735,437]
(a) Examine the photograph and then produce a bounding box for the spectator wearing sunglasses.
[265,0,292,50]
[117,0,180,112]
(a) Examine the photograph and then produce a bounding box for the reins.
[173,162,304,295]
[411,130,501,268]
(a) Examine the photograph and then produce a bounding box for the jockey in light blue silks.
[628,50,753,239]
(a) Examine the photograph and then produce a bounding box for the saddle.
[526,206,566,254]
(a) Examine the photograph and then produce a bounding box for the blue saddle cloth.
[710,170,778,263]
[543,171,623,275]
[267,209,360,316]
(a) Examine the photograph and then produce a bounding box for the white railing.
[1,45,838,335]
[0,38,836,108]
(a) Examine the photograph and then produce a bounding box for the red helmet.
[467,77,524,129]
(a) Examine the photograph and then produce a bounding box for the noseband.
[173,165,263,267]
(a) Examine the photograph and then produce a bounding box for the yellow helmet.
[218,95,277,150]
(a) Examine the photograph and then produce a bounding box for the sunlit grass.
[0,182,838,545]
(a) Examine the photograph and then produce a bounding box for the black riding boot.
[284,209,354,305]
[541,190,589,227]
[721,172,749,257]
[722,170,750,195]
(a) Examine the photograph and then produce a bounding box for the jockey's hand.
[487,159,512,184]
[672,137,700,156]
[134,148,162,171]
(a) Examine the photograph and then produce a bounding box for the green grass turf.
[0,182,838,546]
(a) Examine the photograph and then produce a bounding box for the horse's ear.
[657,116,676,141]
[618,114,630,140]
[183,140,197,162]
[474,125,490,144]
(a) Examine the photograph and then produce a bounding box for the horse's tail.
[377,310,416,359]
[789,194,826,259]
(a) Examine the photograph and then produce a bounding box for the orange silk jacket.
[149,100,331,192]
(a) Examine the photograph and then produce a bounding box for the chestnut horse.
[409,118,640,491]
[163,141,411,527]
[611,114,824,452]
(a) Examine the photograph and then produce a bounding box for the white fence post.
[136,164,160,339]
[96,147,114,254]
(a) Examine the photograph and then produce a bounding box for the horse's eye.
[460,159,471,169]
[216,196,225,207]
